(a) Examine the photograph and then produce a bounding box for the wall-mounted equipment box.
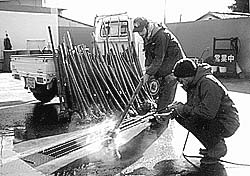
[212,37,239,77]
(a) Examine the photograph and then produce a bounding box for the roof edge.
[58,15,93,27]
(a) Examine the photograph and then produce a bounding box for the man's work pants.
[156,74,177,112]
[175,116,233,149]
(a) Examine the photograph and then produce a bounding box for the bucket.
[211,66,218,73]
[219,66,227,73]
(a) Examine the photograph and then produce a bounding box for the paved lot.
[1,73,250,175]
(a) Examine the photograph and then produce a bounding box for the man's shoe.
[207,139,227,159]
[200,156,219,165]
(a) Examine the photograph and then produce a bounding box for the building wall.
[167,17,250,76]
[58,27,94,50]
[58,16,94,50]
[0,10,58,57]
[0,0,42,6]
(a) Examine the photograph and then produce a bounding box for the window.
[100,20,128,37]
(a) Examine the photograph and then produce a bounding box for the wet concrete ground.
[116,78,250,176]
[1,73,250,175]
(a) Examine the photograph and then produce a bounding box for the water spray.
[103,79,144,158]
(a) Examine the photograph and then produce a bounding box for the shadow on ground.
[124,160,228,176]
[14,103,71,143]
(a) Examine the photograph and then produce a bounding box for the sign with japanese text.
[214,54,235,63]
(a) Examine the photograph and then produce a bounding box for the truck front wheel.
[31,80,57,103]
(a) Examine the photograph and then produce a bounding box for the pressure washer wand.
[108,78,144,138]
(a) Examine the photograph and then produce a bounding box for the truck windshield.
[100,20,128,37]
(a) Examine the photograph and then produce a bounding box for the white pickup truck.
[10,13,144,104]
[10,54,58,103]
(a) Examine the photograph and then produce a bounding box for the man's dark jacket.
[144,26,183,78]
[181,64,240,135]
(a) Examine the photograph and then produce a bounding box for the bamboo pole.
[81,47,112,113]
[56,30,154,122]
[48,26,65,113]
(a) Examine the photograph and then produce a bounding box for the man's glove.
[169,109,178,120]
[168,101,185,117]
[143,73,150,85]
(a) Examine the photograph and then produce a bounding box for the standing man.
[170,58,240,164]
[132,17,185,116]
[4,33,12,50]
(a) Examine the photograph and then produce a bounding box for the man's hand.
[168,101,185,116]
[143,74,150,85]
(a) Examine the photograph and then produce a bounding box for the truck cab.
[93,13,146,71]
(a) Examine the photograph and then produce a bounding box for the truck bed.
[11,54,55,74]
[10,54,56,85]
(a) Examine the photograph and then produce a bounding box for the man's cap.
[173,58,197,78]
[133,17,148,32]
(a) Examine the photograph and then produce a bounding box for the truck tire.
[31,80,57,103]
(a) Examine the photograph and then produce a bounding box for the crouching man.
[170,58,240,165]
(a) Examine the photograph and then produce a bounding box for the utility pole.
[164,0,167,24]
[179,14,182,22]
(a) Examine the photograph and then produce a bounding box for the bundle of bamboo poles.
[56,32,152,121]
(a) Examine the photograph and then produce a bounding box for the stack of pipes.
[56,32,152,121]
